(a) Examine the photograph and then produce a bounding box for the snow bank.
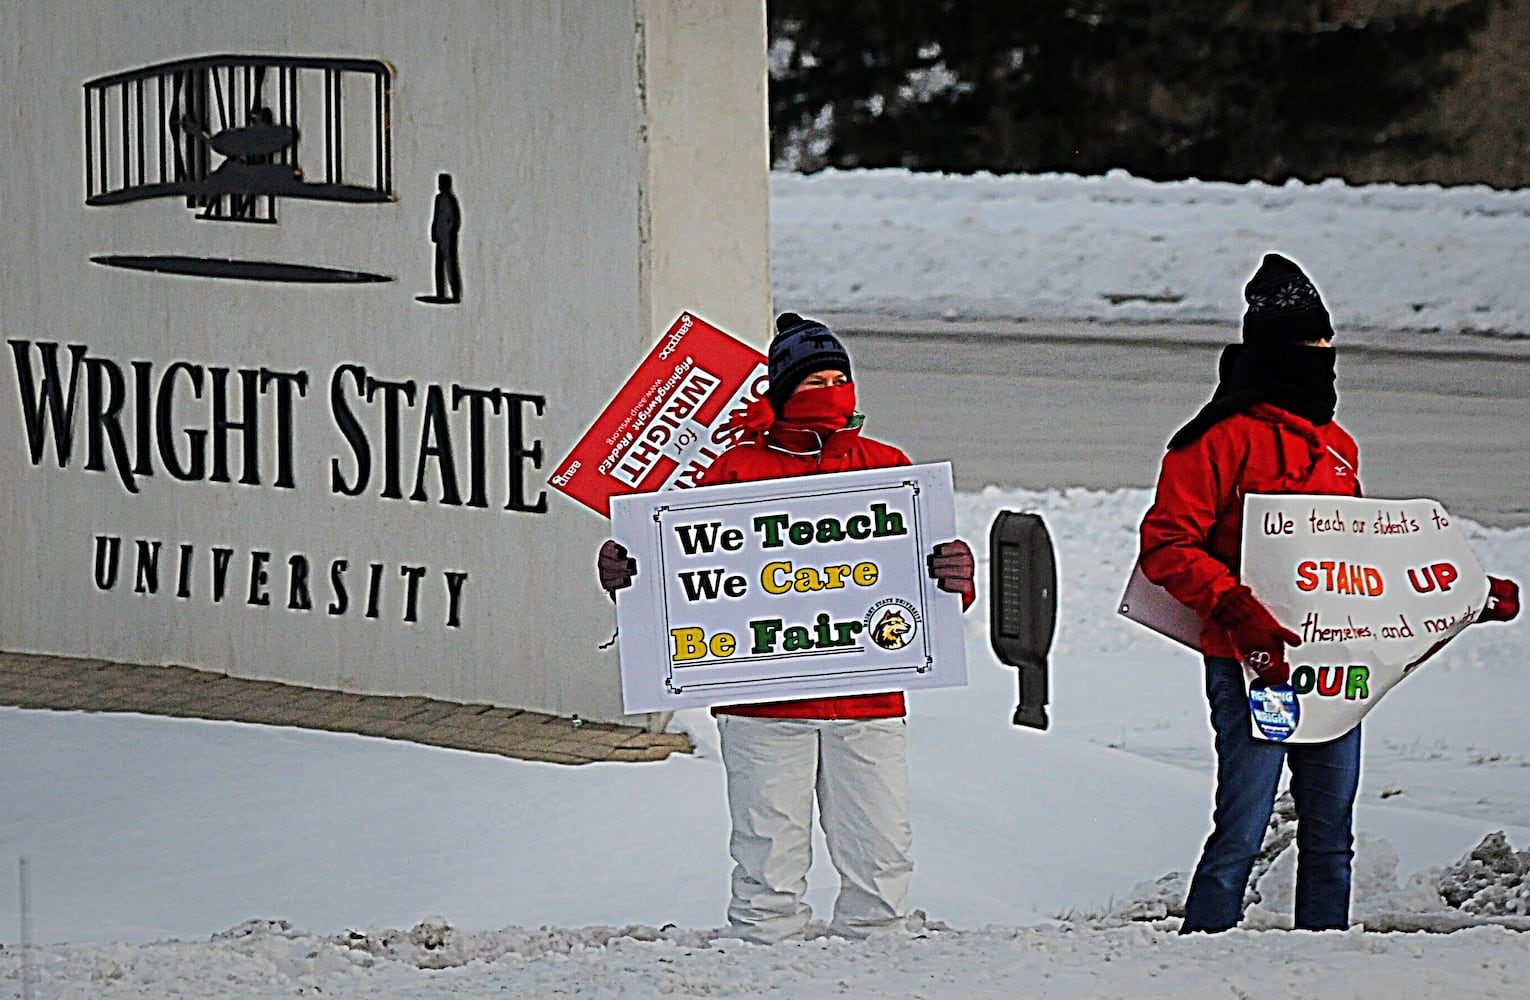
[772,169,1530,336]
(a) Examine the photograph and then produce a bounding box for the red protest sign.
[548,312,767,517]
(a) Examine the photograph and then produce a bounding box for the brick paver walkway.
[0,652,692,765]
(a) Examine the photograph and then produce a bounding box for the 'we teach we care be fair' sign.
[609,463,968,713]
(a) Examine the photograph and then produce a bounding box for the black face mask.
[1240,343,1336,425]
[1167,343,1337,450]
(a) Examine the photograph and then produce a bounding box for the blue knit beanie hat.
[767,312,852,412]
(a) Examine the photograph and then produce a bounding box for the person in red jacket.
[600,312,975,943]
[1139,253,1520,934]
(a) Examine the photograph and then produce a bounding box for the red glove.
[1480,576,1520,624]
[597,540,636,599]
[1211,585,1300,686]
[927,539,976,611]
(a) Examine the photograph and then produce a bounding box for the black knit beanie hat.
[767,312,852,412]
[1242,253,1335,346]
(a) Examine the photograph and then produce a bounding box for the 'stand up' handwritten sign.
[1240,494,1489,743]
[609,463,968,713]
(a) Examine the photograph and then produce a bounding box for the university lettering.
[92,533,471,628]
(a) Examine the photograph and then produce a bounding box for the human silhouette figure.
[428,173,462,303]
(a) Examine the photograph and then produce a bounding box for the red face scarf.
[778,382,857,432]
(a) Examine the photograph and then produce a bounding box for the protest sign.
[609,463,968,712]
[548,312,767,516]
[1239,494,1489,743]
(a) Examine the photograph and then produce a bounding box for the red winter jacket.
[700,418,914,720]
[1139,403,1362,659]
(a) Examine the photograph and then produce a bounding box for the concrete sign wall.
[0,1,771,724]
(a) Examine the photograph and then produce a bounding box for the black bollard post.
[988,511,1057,730]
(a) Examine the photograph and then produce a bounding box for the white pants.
[717,714,913,944]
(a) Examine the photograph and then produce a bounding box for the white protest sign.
[1240,494,1489,743]
[609,463,968,712]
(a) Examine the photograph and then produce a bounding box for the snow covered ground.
[2,170,1528,997]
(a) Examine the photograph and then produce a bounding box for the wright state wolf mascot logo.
[869,604,917,651]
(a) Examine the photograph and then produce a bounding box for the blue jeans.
[1181,657,1361,933]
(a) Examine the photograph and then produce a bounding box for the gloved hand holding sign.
[1212,584,1301,686]
[927,539,976,612]
[597,539,636,600]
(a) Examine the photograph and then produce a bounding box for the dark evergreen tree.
[767,1,1489,182]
